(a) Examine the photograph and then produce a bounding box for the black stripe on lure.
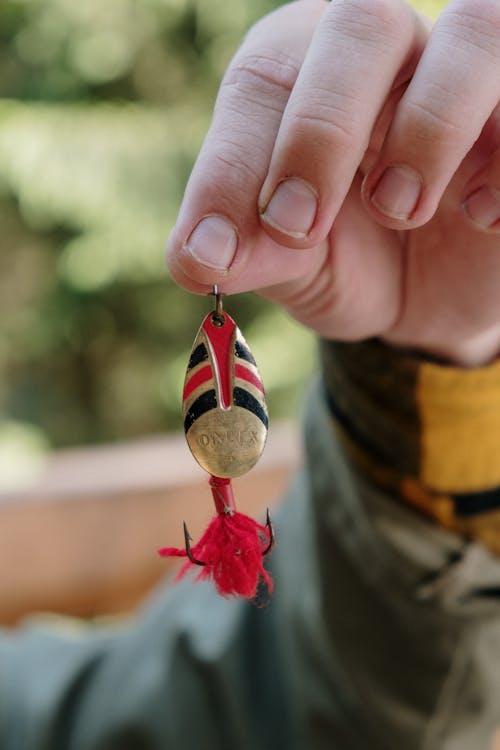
[159,286,274,599]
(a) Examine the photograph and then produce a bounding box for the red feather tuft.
[159,511,273,599]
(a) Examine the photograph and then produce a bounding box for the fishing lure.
[159,286,274,598]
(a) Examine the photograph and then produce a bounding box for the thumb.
[166,218,327,297]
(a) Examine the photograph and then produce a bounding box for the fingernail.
[260,178,317,238]
[370,165,422,220]
[184,215,238,270]
[463,186,500,230]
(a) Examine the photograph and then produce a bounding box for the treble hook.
[209,481,274,556]
[183,510,275,566]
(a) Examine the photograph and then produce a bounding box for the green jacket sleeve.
[0,565,303,749]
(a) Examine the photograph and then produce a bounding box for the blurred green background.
[0,0,444,487]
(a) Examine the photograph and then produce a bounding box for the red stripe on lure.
[201,310,235,409]
[182,364,212,402]
[234,362,264,393]
[159,286,274,600]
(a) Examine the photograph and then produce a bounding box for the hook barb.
[183,521,206,566]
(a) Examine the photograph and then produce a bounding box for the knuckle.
[442,0,500,58]
[333,0,409,44]
[204,134,263,206]
[221,50,300,103]
[287,83,364,151]
[289,105,358,151]
[404,98,465,146]
[214,141,262,185]
[449,0,500,32]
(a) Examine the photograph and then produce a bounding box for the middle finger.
[258,0,426,248]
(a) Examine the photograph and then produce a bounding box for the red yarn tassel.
[159,477,273,599]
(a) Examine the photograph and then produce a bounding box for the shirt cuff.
[320,338,500,555]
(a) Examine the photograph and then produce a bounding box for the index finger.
[166,1,325,294]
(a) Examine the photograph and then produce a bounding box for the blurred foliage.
[0,0,445,462]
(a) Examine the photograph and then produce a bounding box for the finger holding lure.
[159,286,274,599]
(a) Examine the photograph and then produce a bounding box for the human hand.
[166,0,500,367]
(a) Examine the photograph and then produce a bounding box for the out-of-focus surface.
[0,420,300,624]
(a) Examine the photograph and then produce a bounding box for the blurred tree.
[0,0,318,458]
[0,0,444,466]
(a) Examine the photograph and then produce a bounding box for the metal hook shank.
[183,521,206,566]
[263,509,275,556]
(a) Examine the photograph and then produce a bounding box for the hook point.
[263,509,275,556]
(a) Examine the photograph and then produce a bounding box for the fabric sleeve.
[304,338,500,750]
[320,338,500,555]
[0,575,297,750]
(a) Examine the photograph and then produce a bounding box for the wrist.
[382,330,500,369]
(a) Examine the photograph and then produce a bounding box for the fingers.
[168,0,500,311]
[166,0,326,293]
[167,0,426,293]
[258,0,423,248]
[363,0,500,229]
[259,174,403,340]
